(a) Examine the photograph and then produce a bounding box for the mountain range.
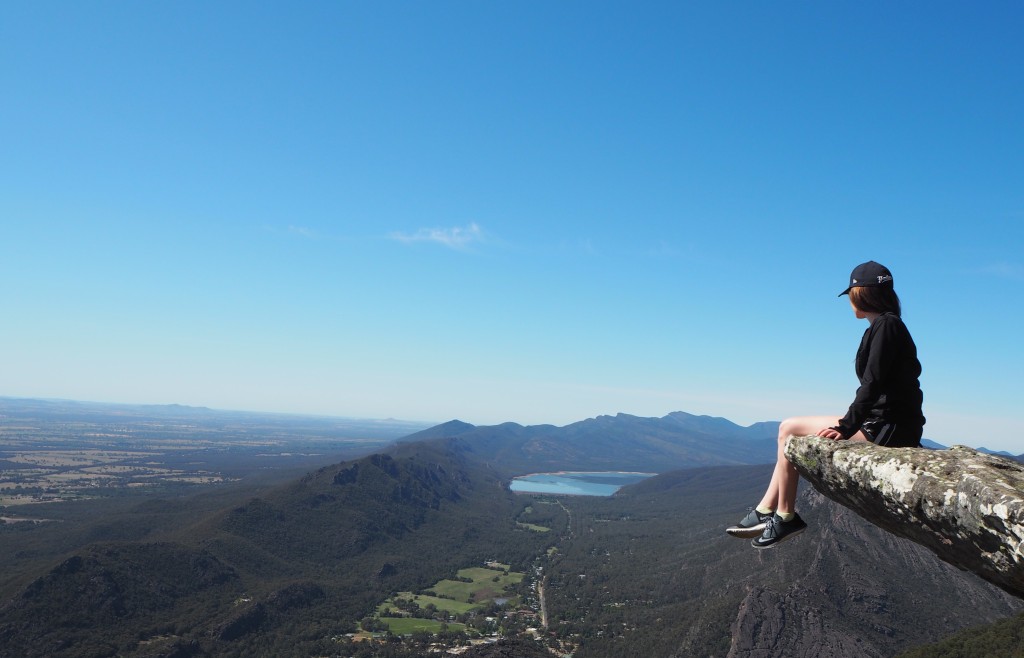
[401,411,780,473]
[1,409,1022,657]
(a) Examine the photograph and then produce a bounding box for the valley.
[2,401,1023,657]
[348,502,582,654]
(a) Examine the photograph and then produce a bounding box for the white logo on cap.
[877,275,892,284]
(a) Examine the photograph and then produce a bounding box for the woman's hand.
[817,427,845,440]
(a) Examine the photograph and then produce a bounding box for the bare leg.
[756,416,869,513]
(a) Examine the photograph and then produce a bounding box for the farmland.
[0,397,428,512]
[370,563,531,637]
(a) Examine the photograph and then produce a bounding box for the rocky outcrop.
[785,436,1024,599]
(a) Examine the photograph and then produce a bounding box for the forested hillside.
[896,610,1024,657]
[0,439,556,657]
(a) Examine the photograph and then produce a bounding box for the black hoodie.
[833,312,925,439]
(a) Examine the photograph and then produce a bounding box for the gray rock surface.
[784,436,1024,599]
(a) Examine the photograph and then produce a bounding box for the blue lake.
[509,471,656,496]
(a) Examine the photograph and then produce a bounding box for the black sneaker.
[725,508,773,538]
[751,513,807,549]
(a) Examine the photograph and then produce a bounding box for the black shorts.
[860,418,922,448]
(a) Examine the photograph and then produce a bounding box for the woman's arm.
[831,315,902,439]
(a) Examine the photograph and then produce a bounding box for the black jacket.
[833,312,925,439]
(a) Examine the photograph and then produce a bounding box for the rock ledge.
[785,436,1024,599]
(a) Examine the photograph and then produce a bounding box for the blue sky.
[2,2,1022,451]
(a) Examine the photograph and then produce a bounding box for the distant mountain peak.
[977,446,1017,457]
[397,419,477,443]
[437,419,475,432]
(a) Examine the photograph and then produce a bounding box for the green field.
[381,617,466,635]
[517,521,551,532]
[432,567,524,603]
[374,565,526,630]
[381,592,477,616]
[461,566,521,582]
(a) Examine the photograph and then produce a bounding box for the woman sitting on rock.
[727,260,925,548]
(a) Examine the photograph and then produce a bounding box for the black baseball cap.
[839,261,894,296]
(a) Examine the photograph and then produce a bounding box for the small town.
[347,556,579,657]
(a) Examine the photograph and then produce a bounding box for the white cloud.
[288,225,316,238]
[390,223,483,249]
[648,240,679,258]
[979,261,1024,281]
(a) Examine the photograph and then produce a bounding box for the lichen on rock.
[784,435,1024,599]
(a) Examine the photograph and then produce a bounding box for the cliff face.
[554,466,1022,658]
[785,436,1024,599]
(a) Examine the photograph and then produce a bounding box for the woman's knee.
[778,415,838,440]
[779,417,802,440]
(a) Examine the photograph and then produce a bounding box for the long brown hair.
[849,285,902,317]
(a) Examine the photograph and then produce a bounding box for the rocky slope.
[540,466,1022,658]
[724,489,1021,657]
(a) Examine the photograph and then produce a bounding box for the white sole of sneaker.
[725,524,767,539]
